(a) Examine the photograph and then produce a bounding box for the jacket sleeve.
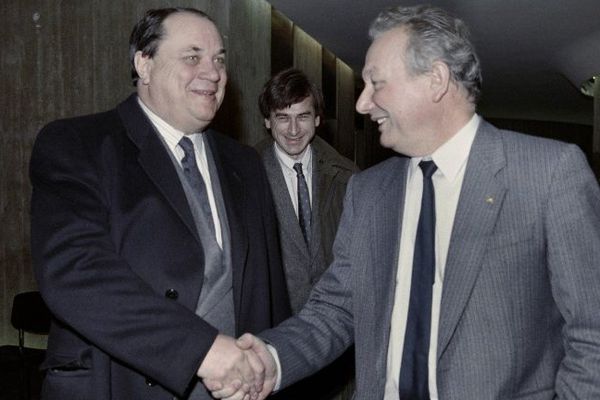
[547,144,600,398]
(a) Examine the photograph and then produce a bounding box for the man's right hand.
[236,334,277,400]
[198,334,265,400]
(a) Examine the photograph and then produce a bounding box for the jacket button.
[146,377,156,386]
[165,289,179,300]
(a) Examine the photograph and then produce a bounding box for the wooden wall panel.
[0,0,271,346]
[594,79,600,178]
[319,48,337,146]
[336,60,356,160]
[293,26,322,91]
[271,8,293,75]
[215,0,271,146]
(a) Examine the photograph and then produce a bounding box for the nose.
[355,86,373,115]
[198,58,222,82]
[288,118,299,135]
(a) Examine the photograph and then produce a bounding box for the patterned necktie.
[179,136,215,236]
[399,160,437,400]
[293,162,311,245]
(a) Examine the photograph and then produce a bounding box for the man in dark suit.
[254,68,357,399]
[229,5,600,400]
[29,7,290,400]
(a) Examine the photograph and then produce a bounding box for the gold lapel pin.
[485,196,494,204]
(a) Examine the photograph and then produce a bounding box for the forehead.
[161,12,223,47]
[272,96,315,115]
[362,28,408,76]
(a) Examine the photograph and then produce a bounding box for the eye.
[371,80,383,90]
[275,115,289,122]
[183,55,199,65]
[214,56,226,65]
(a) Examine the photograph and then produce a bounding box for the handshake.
[196,333,277,400]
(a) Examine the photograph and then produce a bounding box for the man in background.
[233,5,600,400]
[254,68,357,400]
[30,7,289,399]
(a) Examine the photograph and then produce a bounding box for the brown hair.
[258,68,324,118]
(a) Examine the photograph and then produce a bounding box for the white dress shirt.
[137,97,223,248]
[384,114,480,399]
[273,142,314,216]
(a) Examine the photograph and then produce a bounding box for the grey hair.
[369,5,482,103]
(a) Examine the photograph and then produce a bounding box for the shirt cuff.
[266,344,282,391]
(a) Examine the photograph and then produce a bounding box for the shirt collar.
[137,96,204,154]
[273,142,313,175]
[410,113,480,182]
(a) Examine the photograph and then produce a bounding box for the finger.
[220,388,247,400]
[236,333,255,350]
[210,379,245,399]
[203,378,223,392]
[244,349,265,392]
[207,379,243,399]
[236,353,256,393]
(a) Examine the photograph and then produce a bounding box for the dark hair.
[369,5,482,103]
[129,7,213,86]
[258,68,324,119]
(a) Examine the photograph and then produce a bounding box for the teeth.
[376,118,386,125]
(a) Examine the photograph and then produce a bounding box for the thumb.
[236,333,256,350]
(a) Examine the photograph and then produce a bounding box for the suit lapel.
[117,95,200,245]
[437,121,507,359]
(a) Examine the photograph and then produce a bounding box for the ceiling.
[267,0,600,126]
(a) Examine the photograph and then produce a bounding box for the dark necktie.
[293,162,311,245]
[179,136,215,236]
[399,160,438,400]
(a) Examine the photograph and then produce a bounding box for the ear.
[264,118,271,130]
[134,51,152,85]
[314,115,320,127]
[429,61,451,102]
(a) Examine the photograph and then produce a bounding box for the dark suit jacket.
[256,136,357,312]
[30,94,291,400]
[262,120,600,399]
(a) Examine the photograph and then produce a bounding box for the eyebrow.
[187,46,227,55]
[274,111,313,117]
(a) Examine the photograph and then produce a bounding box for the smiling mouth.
[191,89,217,97]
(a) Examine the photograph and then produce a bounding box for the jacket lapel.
[117,94,201,245]
[437,121,507,359]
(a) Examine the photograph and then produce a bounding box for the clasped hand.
[197,333,276,400]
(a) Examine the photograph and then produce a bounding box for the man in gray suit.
[224,4,600,400]
[254,68,357,400]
